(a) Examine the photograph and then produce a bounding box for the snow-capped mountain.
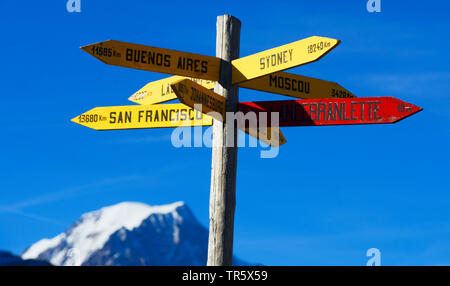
[21,201,249,266]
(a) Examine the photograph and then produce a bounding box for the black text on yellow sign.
[238,71,355,99]
[81,40,221,81]
[171,79,226,121]
[232,36,340,84]
[128,75,216,105]
[71,104,213,130]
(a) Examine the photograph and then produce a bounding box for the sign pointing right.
[238,71,355,99]
[232,36,340,84]
[238,97,423,127]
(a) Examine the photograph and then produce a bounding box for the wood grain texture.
[207,15,241,266]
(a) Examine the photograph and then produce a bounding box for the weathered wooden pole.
[207,15,241,266]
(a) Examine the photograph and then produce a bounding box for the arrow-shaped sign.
[238,97,422,127]
[238,71,355,99]
[71,103,212,130]
[81,40,221,81]
[171,78,226,121]
[129,76,215,105]
[232,36,340,84]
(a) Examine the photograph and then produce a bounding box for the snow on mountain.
[21,201,250,266]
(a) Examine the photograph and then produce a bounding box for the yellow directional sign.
[129,76,215,105]
[71,103,212,130]
[238,71,355,99]
[171,79,226,121]
[81,40,221,81]
[232,36,340,84]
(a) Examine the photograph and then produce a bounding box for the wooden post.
[207,15,241,266]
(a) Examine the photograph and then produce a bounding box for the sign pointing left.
[129,76,215,105]
[71,103,213,130]
[81,40,221,81]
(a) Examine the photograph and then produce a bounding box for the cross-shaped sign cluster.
[72,36,422,145]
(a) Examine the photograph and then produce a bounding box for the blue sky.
[0,0,449,265]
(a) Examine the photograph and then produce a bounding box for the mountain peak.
[21,201,251,266]
[79,201,185,230]
[22,201,188,265]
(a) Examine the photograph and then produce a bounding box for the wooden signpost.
[73,15,423,266]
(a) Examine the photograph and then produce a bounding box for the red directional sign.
[238,97,422,127]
